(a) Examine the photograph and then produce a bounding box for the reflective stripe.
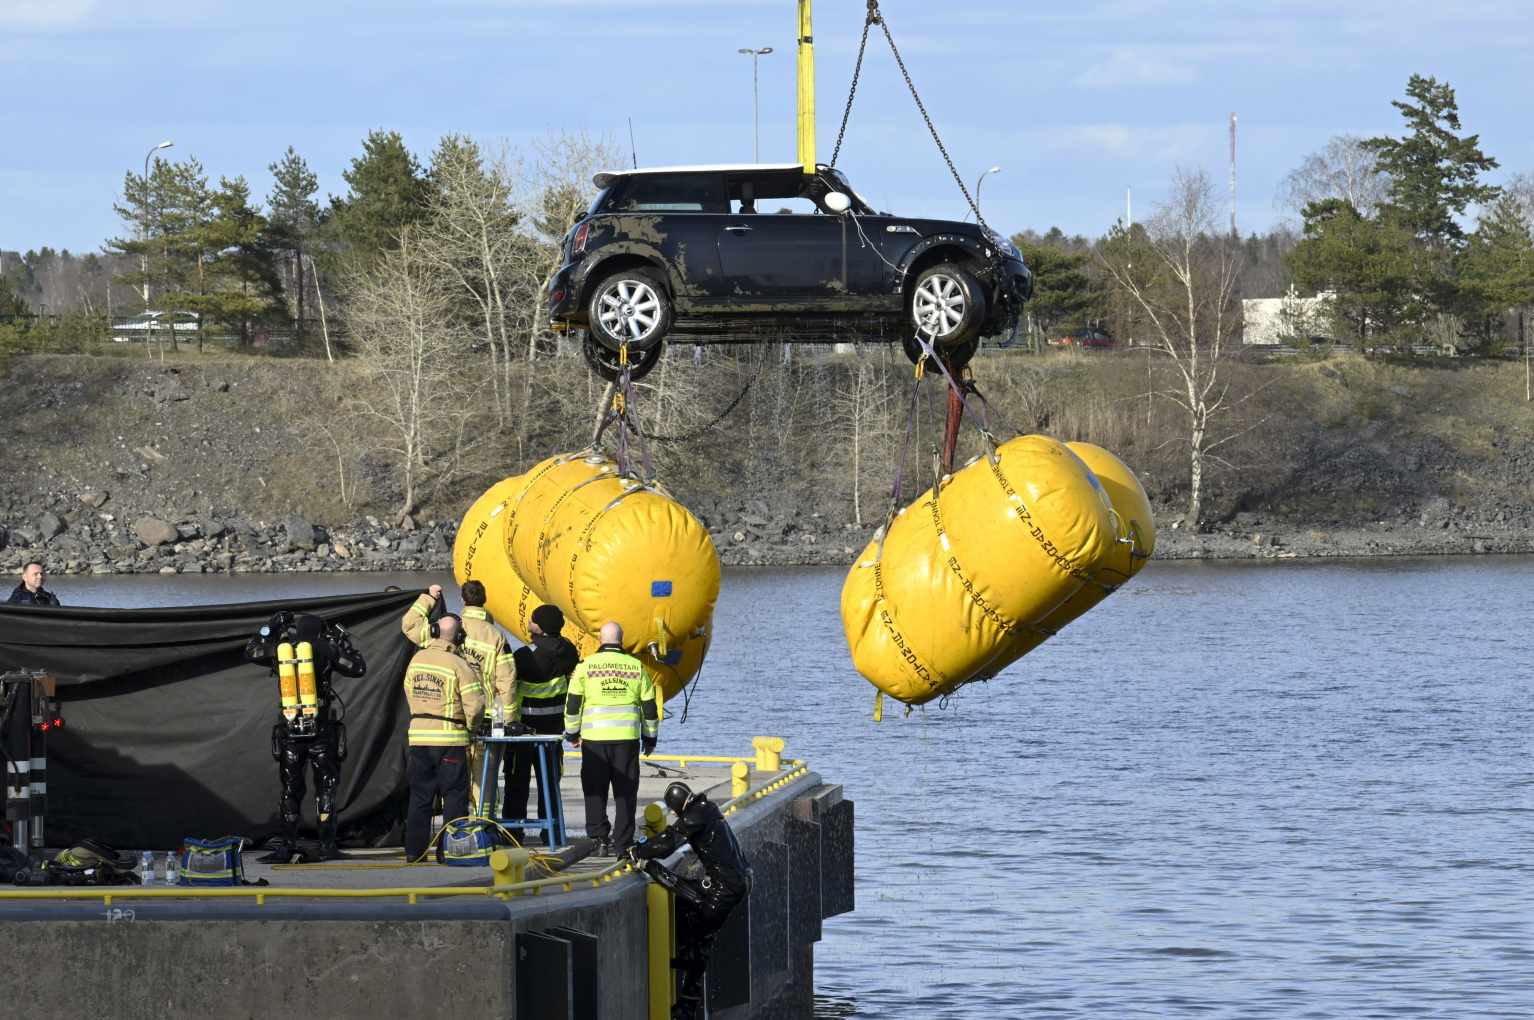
[586,705,640,718]
[521,704,564,716]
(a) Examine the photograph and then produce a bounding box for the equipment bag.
[440,818,499,866]
[178,836,248,886]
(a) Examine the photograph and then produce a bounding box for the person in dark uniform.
[244,610,367,862]
[628,781,753,1020]
[7,562,60,606]
[505,604,579,841]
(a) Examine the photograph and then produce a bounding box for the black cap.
[531,604,565,635]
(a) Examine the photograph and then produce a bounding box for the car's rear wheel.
[587,267,672,352]
[583,331,664,382]
[909,263,987,349]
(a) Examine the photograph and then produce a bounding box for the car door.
[714,204,850,309]
[607,173,731,308]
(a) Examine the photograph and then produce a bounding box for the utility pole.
[737,47,774,162]
[140,140,173,309]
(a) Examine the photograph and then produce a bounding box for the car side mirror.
[824,192,852,215]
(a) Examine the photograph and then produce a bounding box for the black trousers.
[504,713,565,826]
[406,745,469,860]
[580,739,640,847]
[272,722,342,846]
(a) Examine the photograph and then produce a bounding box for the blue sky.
[3,0,1531,253]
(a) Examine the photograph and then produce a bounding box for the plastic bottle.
[491,701,505,738]
[140,850,155,886]
[165,854,180,886]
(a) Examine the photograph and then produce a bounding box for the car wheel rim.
[597,279,661,344]
[913,274,966,338]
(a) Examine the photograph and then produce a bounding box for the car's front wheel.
[587,267,672,352]
[908,263,987,349]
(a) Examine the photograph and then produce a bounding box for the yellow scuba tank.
[294,640,319,735]
[276,642,299,724]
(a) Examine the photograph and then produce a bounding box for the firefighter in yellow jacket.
[400,583,517,810]
[403,613,484,861]
[564,621,659,856]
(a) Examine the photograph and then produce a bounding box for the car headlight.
[984,228,1021,260]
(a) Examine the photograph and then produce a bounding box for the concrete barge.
[0,745,853,1020]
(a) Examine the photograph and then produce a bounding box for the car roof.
[593,163,808,189]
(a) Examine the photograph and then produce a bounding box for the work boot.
[595,840,614,858]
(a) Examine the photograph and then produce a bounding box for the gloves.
[641,736,657,755]
[504,720,531,737]
[474,716,492,738]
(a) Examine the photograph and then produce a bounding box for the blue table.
[475,734,567,848]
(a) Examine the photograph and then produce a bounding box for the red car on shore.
[1051,326,1115,349]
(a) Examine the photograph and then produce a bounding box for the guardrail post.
[643,802,667,838]
[752,736,784,771]
[731,761,750,798]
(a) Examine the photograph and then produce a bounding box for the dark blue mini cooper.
[548,163,1033,379]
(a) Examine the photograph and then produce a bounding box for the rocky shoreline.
[2,490,1530,579]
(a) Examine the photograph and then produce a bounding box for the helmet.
[663,782,694,815]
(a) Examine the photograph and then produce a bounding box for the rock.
[732,531,747,543]
[133,445,167,464]
[316,543,331,558]
[133,516,180,547]
[37,512,64,540]
[79,490,109,508]
[332,541,351,559]
[176,522,201,540]
[400,515,418,532]
[158,565,179,575]
[398,537,423,555]
[200,516,228,539]
[11,527,39,547]
[284,515,317,551]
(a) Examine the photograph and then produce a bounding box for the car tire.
[587,267,673,352]
[583,331,663,382]
[908,263,987,349]
[902,334,978,371]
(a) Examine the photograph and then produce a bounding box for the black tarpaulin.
[0,589,420,850]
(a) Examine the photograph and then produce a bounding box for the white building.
[1242,286,1334,345]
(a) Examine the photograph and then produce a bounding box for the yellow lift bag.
[454,453,720,702]
[841,435,1154,706]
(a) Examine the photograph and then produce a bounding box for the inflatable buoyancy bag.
[454,453,720,701]
[841,435,1154,706]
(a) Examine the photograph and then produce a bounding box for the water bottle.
[140,850,155,886]
[491,701,506,738]
[166,854,180,886]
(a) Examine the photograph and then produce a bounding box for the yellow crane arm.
[797,0,816,173]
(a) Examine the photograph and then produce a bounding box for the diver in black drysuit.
[244,611,366,862]
[627,782,753,1020]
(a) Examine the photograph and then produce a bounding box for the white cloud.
[0,0,98,30]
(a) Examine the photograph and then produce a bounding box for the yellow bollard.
[490,848,530,891]
[646,882,675,1020]
[643,802,667,839]
[731,761,749,798]
[752,736,785,772]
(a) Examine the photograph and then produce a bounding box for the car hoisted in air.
[547,163,1033,380]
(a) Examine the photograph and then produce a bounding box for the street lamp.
[737,47,774,162]
[971,164,1002,221]
[141,140,173,308]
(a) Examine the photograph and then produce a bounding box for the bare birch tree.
[1277,134,1391,219]
[1098,169,1244,529]
[343,229,479,522]
[831,357,895,526]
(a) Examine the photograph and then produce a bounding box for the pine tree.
[1460,193,1534,351]
[1363,75,1500,252]
[267,146,320,338]
[195,176,285,348]
[328,130,429,265]
[1287,198,1427,344]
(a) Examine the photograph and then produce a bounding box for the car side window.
[617,175,727,214]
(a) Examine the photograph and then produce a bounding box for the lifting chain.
[828,1,880,169]
[827,0,992,235]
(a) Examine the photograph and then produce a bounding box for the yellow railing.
[0,742,812,905]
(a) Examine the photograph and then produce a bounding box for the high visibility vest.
[565,649,657,743]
